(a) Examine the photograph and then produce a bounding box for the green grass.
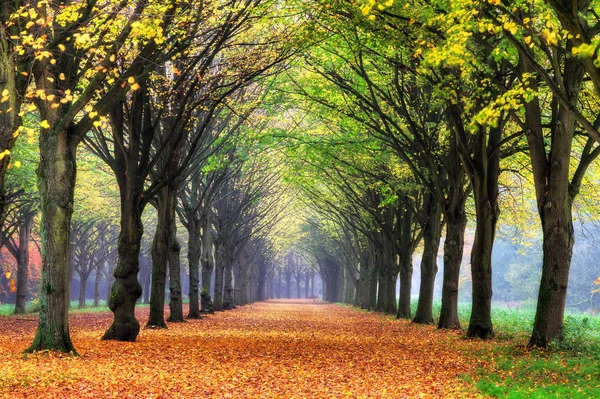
[365,300,600,397]
[409,301,600,398]
[0,300,156,316]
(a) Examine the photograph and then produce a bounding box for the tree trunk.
[15,215,33,314]
[93,263,103,307]
[78,273,88,309]
[523,56,583,348]
[397,203,415,319]
[414,195,442,324]
[102,202,144,341]
[530,196,574,346]
[27,129,77,354]
[222,261,234,310]
[0,21,24,227]
[167,219,184,322]
[397,255,412,319]
[213,259,224,311]
[200,215,214,313]
[305,274,310,298]
[187,220,201,319]
[367,245,378,310]
[439,208,467,329]
[147,187,173,328]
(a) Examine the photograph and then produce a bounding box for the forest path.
[0,300,491,398]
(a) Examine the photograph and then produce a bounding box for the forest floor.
[0,300,597,398]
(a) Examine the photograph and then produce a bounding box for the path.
[0,300,489,398]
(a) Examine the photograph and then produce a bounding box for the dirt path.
[0,300,490,398]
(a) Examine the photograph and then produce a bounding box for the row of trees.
[0,0,305,353]
[269,0,600,348]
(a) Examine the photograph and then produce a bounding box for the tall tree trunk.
[367,244,378,310]
[517,53,586,347]
[15,215,33,314]
[78,273,88,309]
[296,276,301,299]
[305,273,310,298]
[102,201,144,341]
[438,210,467,329]
[167,218,184,322]
[27,129,77,353]
[147,187,172,328]
[414,195,442,324]
[213,256,224,311]
[397,203,415,319]
[222,260,234,310]
[438,131,468,329]
[397,255,412,319]
[200,215,214,313]
[187,219,201,319]
[93,263,103,307]
[0,18,25,227]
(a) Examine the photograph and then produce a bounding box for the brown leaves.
[0,301,488,398]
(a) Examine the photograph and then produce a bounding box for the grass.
[406,301,600,398]
[349,300,600,397]
[0,300,153,316]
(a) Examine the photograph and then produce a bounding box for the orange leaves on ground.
[0,301,489,398]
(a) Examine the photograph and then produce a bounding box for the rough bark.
[15,216,33,314]
[438,210,467,329]
[438,147,468,329]
[413,195,442,324]
[200,215,214,313]
[213,252,224,311]
[397,203,416,319]
[27,129,77,354]
[93,263,103,307]
[78,273,90,308]
[465,124,501,339]
[222,261,234,310]
[524,55,584,347]
[167,219,184,322]
[147,187,172,328]
[187,219,202,318]
[102,206,144,341]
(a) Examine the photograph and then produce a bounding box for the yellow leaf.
[13,161,21,168]
[127,76,136,84]
[4,272,10,279]
[130,82,140,91]
[40,120,50,129]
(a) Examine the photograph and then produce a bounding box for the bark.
[222,261,234,310]
[414,195,442,324]
[27,128,77,354]
[465,125,501,339]
[213,255,224,311]
[367,244,378,310]
[167,221,184,322]
[438,211,467,329]
[304,273,310,298]
[439,146,468,329]
[0,14,26,226]
[78,273,89,308]
[525,56,583,347]
[147,190,171,328]
[15,216,33,314]
[187,219,202,318]
[94,263,103,307]
[397,203,415,319]
[102,206,144,341]
[397,255,412,319]
[200,215,214,313]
